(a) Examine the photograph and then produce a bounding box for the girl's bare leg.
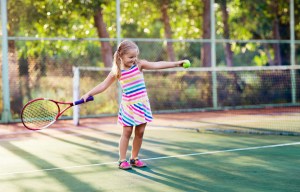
[119,126,133,161]
[131,123,147,159]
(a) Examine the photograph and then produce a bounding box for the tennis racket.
[21,96,94,130]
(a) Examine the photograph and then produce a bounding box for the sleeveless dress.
[118,64,153,126]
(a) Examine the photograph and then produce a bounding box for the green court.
[1,114,299,192]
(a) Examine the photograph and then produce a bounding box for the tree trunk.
[272,18,282,65]
[161,0,175,61]
[220,0,233,67]
[271,2,282,66]
[94,7,113,67]
[7,30,23,114]
[264,46,275,66]
[201,0,211,67]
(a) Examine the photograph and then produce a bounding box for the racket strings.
[22,100,59,129]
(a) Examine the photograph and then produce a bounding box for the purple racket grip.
[73,96,94,106]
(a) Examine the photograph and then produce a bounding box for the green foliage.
[7,0,300,67]
[4,0,300,120]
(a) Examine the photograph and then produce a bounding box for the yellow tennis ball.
[183,60,191,68]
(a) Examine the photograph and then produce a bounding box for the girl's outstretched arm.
[138,59,187,70]
[81,72,116,101]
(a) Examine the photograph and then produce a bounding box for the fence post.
[290,0,297,104]
[116,0,122,105]
[210,0,218,109]
[73,67,80,125]
[1,0,12,123]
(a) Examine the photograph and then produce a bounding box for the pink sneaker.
[118,160,132,170]
[130,158,147,168]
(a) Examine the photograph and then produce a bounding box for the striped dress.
[118,64,153,126]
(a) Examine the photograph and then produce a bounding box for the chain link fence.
[0,38,300,122]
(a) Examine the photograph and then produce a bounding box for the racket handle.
[73,96,94,105]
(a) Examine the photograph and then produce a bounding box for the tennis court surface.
[1,111,300,192]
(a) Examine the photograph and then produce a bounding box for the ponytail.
[112,51,121,79]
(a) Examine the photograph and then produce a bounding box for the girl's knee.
[135,129,145,138]
[122,127,133,138]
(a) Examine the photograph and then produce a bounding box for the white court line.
[143,142,300,160]
[1,142,299,176]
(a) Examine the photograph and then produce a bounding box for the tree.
[218,0,234,66]
[94,5,113,67]
[161,0,175,61]
[73,0,113,67]
[202,0,211,67]
[6,0,115,117]
[6,0,29,114]
[228,0,290,66]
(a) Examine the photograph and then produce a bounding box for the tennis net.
[73,65,300,135]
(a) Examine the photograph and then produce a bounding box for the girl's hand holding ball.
[183,60,191,68]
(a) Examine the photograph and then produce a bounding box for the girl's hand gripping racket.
[21,96,94,130]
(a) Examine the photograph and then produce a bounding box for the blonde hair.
[112,40,139,79]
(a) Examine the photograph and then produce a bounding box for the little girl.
[81,40,188,170]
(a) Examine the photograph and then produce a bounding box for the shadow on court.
[128,167,203,191]
[0,116,300,192]
[0,142,99,192]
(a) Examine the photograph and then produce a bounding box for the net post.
[73,66,80,126]
[1,0,12,123]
